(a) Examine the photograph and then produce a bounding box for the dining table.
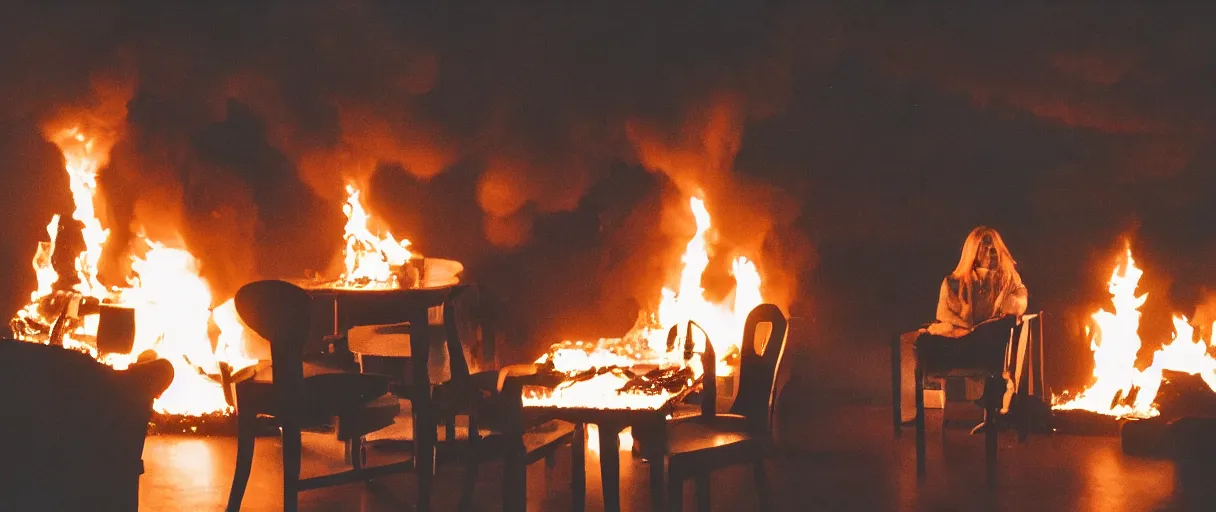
[523,381,702,512]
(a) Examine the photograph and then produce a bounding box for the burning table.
[7,125,460,429]
[517,194,766,511]
[520,335,708,512]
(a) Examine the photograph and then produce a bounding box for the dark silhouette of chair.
[892,312,1046,438]
[909,314,1040,485]
[663,303,789,511]
[221,280,411,512]
[333,283,576,511]
[0,339,173,511]
[423,286,577,511]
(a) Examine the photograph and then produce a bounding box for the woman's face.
[975,234,998,269]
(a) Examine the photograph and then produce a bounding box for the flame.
[10,126,252,416]
[52,126,111,296]
[333,182,416,290]
[1053,245,1216,418]
[523,193,765,410]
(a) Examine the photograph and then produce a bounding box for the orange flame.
[523,193,765,410]
[11,126,252,416]
[333,182,416,289]
[1054,245,1216,418]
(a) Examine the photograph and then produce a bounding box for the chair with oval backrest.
[222,280,411,512]
[663,303,789,512]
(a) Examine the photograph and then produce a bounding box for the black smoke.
[5,2,1216,401]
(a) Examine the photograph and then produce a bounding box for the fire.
[331,182,417,290]
[10,125,253,417]
[523,193,765,410]
[54,126,110,296]
[1053,245,1216,418]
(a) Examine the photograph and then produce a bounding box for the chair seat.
[666,414,756,456]
[235,363,393,419]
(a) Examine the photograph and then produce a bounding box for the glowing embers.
[522,193,763,410]
[1053,245,1216,419]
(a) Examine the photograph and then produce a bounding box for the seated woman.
[901,225,1028,425]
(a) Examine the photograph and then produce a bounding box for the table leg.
[636,418,667,509]
[411,308,434,512]
[599,423,623,512]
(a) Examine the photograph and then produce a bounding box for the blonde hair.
[951,226,1018,289]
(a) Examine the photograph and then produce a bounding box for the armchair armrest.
[496,363,540,392]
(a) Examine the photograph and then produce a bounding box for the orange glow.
[1053,245,1216,418]
[10,126,253,416]
[332,181,416,290]
[523,193,765,410]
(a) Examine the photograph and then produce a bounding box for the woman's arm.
[929,278,972,336]
[1004,281,1029,316]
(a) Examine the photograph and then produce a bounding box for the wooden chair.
[663,303,789,511]
[424,286,577,511]
[221,280,412,512]
[910,313,1042,485]
[342,283,576,511]
[892,312,1046,438]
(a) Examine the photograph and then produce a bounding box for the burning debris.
[9,124,254,418]
[523,194,762,410]
[305,181,462,291]
[1053,245,1216,419]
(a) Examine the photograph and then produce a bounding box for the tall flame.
[11,126,252,416]
[524,193,766,410]
[52,126,111,296]
[335,182,415,289]
[1054,245,1216,418]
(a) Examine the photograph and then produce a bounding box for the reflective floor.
[137,404,1193,511]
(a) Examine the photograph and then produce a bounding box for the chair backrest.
[234,279,313,415]
[441,285,476,383]
[728,304,789,435]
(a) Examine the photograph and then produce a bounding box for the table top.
[522,375,701,425]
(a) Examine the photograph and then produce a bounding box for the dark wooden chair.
[221,280,412,512]
[909,313,1042,485]
[892,312,1046,437]
[0,339,173,512]
[662,303,789,511]
[340,283,576,511]
[424,286,577,511]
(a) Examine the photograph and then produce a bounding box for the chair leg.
[225,412,256,512]
[914,364,926,477]
[695,473,710,512]
[459,416,480,512]
[281,422,302,512]
[667,472,683,512]
[502,415,527,511]
[347,437,365,471]
[986,376,1000,487]
[753,459,773,511]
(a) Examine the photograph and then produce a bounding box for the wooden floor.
[136,404,1196,511]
